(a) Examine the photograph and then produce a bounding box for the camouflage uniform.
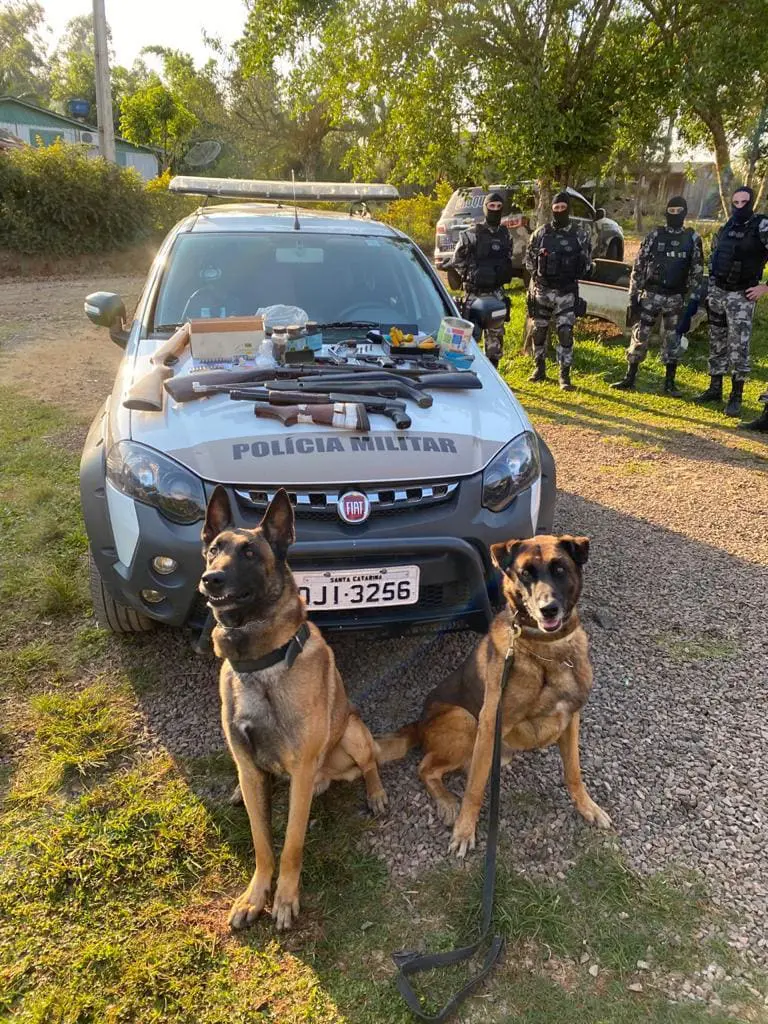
[627,226,704,366]
[706,214,768,381]
[524,223,593,369]
[462,288,506,363]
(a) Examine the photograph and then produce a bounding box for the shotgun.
[265,377,433,408]
[165,365,481,404]
[253,401,371,431]
[190,385,413,429]
[123,323,191,412]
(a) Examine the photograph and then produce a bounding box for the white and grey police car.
[80,177,556,638]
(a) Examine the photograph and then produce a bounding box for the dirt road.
[3,273,768,969]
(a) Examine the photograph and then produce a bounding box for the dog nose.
[540,600,560,618]
[202,570,225,594]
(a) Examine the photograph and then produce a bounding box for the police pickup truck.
[80,177,556,638]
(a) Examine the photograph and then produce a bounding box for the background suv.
[434,184,625,278]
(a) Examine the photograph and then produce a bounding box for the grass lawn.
[1,284,767,1022]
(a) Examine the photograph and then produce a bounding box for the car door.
[568,193,599,253]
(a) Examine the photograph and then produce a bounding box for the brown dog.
[200,486,388,930]
[380,535,611,857]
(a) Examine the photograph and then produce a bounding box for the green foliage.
[0,0,49,104]
[120,83,199,171]
[0,141,151,255]
[378,183,453,250]
[144,168,201,233]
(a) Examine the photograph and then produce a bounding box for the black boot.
[528,355,547,382]
[695,374,723,403]
[558,365,575,392]
[611,361,639,391]
[724,377,744,417]
[739,406,768,432]
[663,362,682,398]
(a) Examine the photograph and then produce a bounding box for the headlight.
[106,441,206,525]
[481,432,540,513]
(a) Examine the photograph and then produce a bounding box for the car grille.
[234,481,459,520]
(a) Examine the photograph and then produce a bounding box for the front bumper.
[81,414,556,635]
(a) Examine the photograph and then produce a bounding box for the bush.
[378,182,454,251]
[144,170,200,235]
[0,141,153,256]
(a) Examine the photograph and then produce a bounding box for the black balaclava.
[731,185,754,224]
[552,191,571,229]
[665,195,687,229]
[483,191,504,229]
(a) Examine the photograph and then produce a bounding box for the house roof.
[0,95,158,155]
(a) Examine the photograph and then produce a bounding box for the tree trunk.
[746,100,768,189]
[536,178,552,226]
[634,170,645,234]
[708,116,734,217]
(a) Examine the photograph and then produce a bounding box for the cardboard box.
[188,316,265,363]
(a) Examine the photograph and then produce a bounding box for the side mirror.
[594,207,606,221]
[84,291,129,347]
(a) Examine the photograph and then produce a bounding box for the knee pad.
[533,322,550,347]
[557,323,573,349]
[708,306,727,329]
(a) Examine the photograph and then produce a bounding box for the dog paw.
[436,795,459,826]
[272,883,300,931]
[228,783,243,806]
[448,818,477,859]
[313,778,331,797]
[228,884,269,930]
[578,799,612,829]
[367,788,388,816]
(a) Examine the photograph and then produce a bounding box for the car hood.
[126,346,529,486]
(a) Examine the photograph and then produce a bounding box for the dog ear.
[559,535,590,566]
[202,485,234,546]
[260,488,295,559]
[490,539,525,574]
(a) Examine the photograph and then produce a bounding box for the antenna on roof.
[291,169,300,231]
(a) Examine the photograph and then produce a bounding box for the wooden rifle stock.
[123,323,191,412]
[253,401,370,431]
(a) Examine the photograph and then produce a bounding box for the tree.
[0,0,49,103]
[641,0,768,216]
[239,0,648,215]
[119,82,198,170]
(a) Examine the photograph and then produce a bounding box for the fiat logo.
[338,490,370,524]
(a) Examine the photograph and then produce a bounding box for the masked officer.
[524,191,593,391]
[449,191,513,367]
[611,196,703,396]
[696,185,768,417]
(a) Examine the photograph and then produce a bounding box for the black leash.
[391,627,519,1022]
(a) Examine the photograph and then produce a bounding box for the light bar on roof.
[168,176,400,202]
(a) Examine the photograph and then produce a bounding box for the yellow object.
[389,326,414,346]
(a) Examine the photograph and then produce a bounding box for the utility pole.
[92,0,116,163]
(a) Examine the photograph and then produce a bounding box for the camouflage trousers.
[627,290,684,365]
[465,289,506,362]
[707,283,754,381]
[529,284,576,367]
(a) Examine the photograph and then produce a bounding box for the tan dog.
[378,535,611,856]
[200,487,388,930]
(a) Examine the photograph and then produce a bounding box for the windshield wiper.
[152,323,184,333]
[313,321,379,331]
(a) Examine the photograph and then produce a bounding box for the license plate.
[293,565,420,610]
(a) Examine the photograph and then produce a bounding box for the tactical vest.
[711,215,767,291]
[470,224,512,291]
[645,227,695,294]
[535,225,582,289]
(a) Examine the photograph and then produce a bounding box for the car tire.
[606,238,623,261]
[88,547,156,634]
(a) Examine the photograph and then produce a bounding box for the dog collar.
[228,622,310,673]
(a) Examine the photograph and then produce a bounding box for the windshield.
[151,231,449,335]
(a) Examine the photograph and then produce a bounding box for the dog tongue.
[542,616,562,632]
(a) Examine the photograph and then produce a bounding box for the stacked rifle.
[163,364,483,431]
